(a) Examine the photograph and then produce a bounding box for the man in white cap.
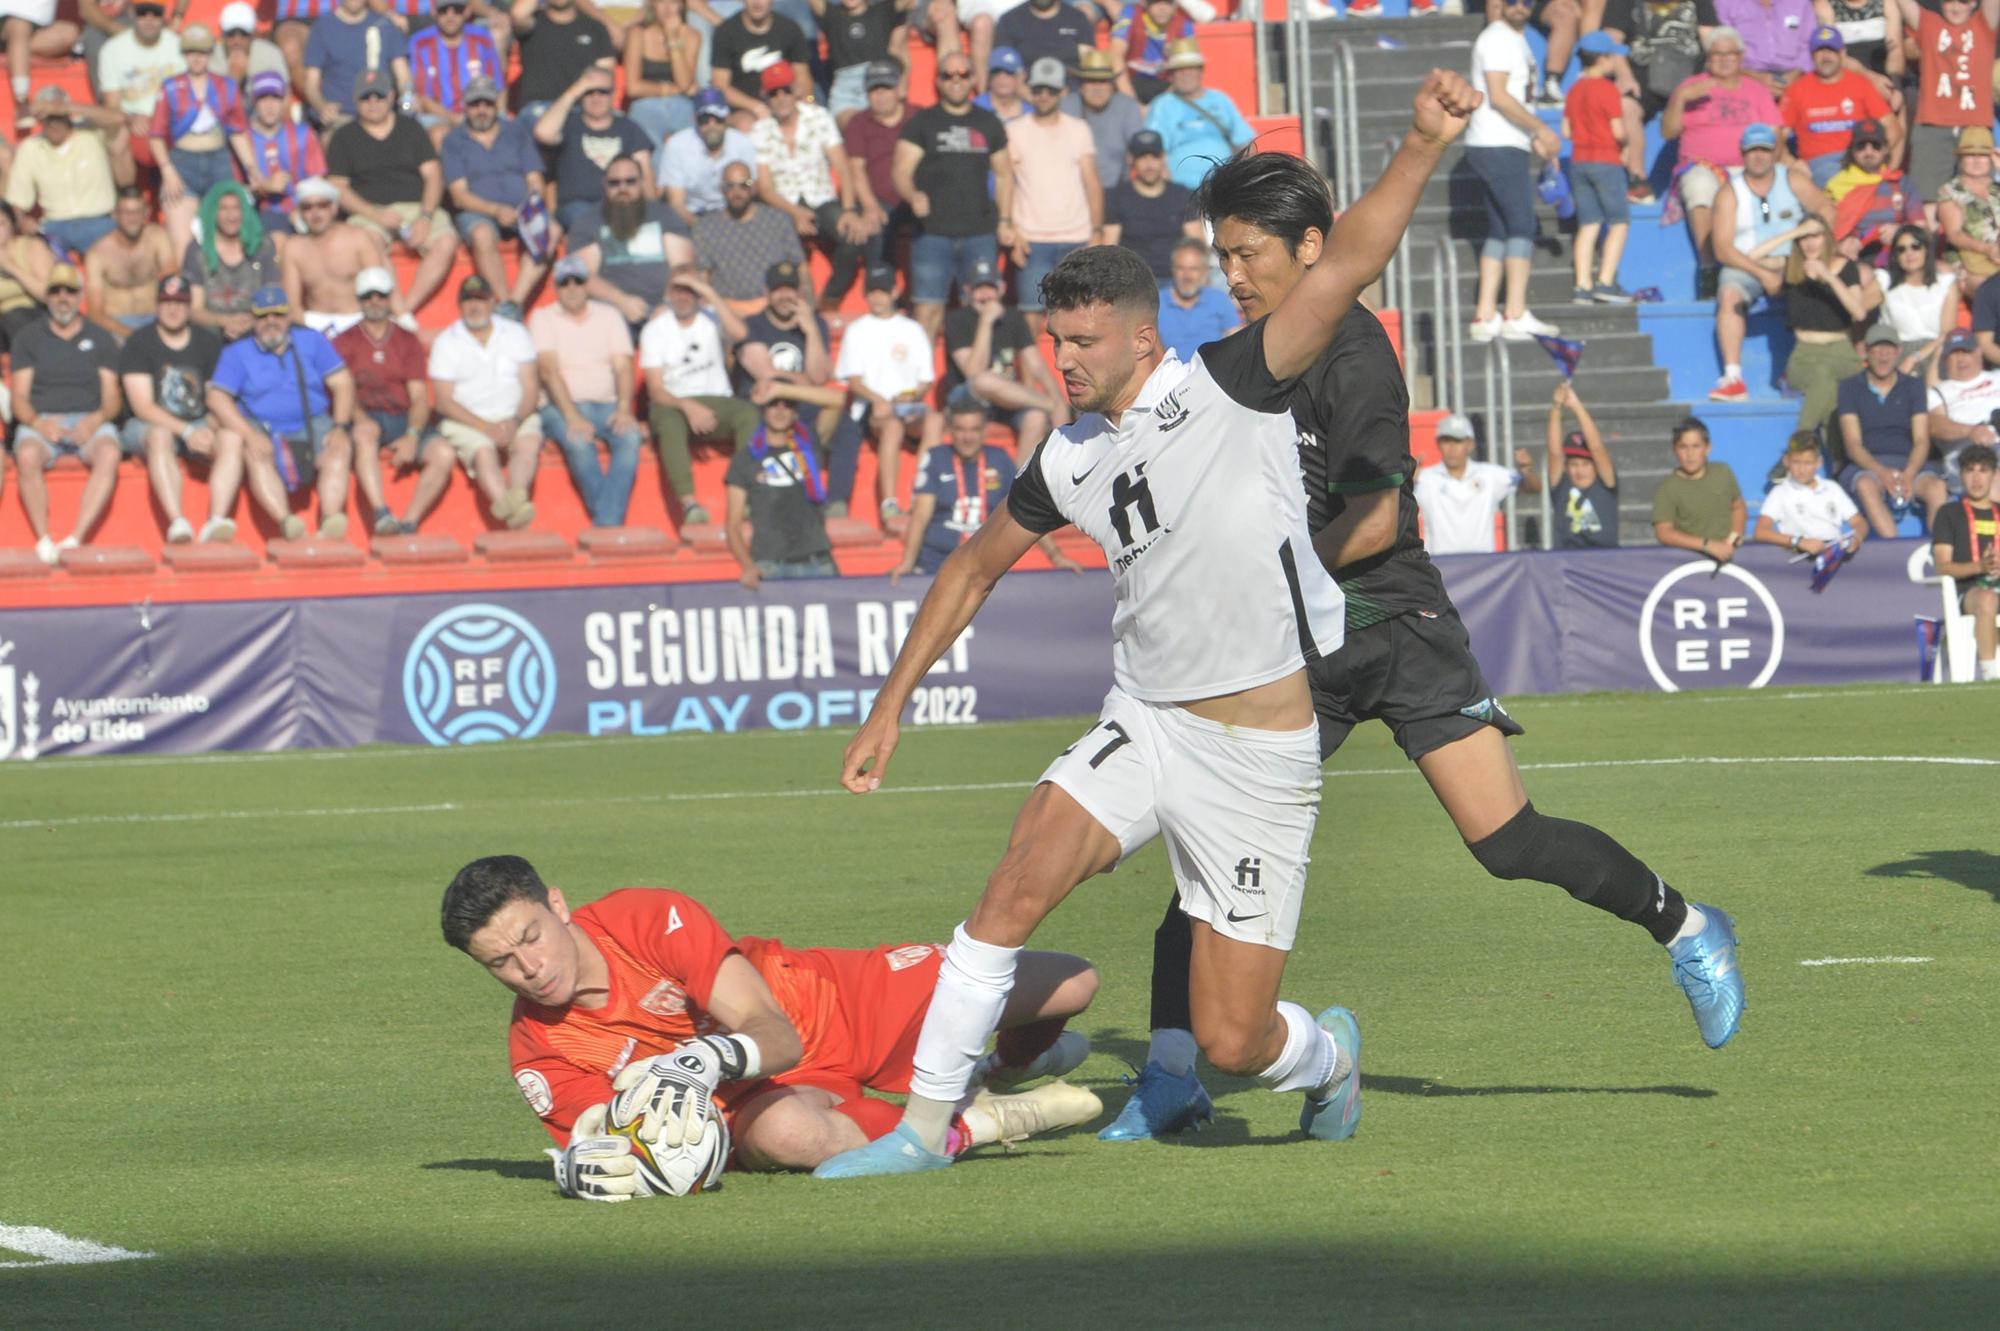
[1413,413,1540,555]
[335,265,452,535]
[218,2,289,89]
[281,174,393,335]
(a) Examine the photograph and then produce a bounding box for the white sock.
[11,76,27,100]
[1259,1002,1338,1095]
[1981,659,2000,681]
[1724,363,1742,381]
[1147,1028,1199,1079]
[1669,904,1707,945]
[904,923,1021,1152]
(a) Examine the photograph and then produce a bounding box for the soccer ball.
[609,1095,731,1197]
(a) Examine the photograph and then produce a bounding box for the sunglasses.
[769,85,795,95]
[556,275,588,287]
[300,199,335,210]
[1895,241,1928,253]
[466,97,495,106]
[46,284,78,294]
[939,69,972,81]
[358,90,389,102]
[583,86,611,95]
[360,289,393,298]
[722,180,754,190]
[133,4,165,14]
[605,175,641,186]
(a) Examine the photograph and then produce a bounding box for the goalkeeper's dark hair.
[442,855,552,951]
[1190,148,1334,257]
[1039,244,1159,321]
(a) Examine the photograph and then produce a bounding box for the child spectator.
[1754,429,1866,555]
[1929,442,2000,679]
[1651,417,1747,560]
[1545,383,1620,547]
[1564,32,1633,304]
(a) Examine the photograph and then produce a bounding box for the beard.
[604,194,647,240]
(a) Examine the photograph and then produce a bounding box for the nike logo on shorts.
[1225,908,1266,924]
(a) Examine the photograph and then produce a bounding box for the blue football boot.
[1298,1006,1361,1141]
[1669,903,1745,1048]
[811,1122,953,1180]
[1097,1062,1214,1141]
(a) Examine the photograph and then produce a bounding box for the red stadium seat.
[160,543,261,574]
[474,529,573,562]
[0,549,54,579]
[59,545,155,576]
[266,537,368,569]
[578,525,677,559]
[371,533,472,566]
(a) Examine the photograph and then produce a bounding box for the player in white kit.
[812,71,1486,1180]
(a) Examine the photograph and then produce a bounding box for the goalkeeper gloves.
[548,1103,655,1203]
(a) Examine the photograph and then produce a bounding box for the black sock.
[1467,802,1690,945]
[1149,891,1194,1033]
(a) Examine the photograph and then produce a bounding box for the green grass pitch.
[3,682,1996,1329]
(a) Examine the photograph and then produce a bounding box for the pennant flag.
[1809,538,1854,593]
[1630,286,1664,303]
[517,193,553,264]
[1914,616,1941,682]
[1533,333,1584,380]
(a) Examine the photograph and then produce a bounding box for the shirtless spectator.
[186,182,279,342]
[327,69,459,319]
[942,258,1067,462]
[83,187,175,340]
[283,176,392,336]
[335,267,452,535]
[244,71,327,235]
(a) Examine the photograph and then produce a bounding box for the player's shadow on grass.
[423,1158,550,1182]
[1361,1074,1717,1099]
[1866,850,2000,905]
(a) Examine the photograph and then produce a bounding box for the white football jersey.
[1007,320,1345,703]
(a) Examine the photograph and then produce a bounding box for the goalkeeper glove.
[609,1047,737,1148]
[548,1103,654,1202]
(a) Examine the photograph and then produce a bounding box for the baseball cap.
[864,59,901,90]
[864,263,898,293]
[966,258,1001,289]
[1027,57,1067,90]
[1577,31,1628,58]
[1739,122,1778,151]
[553,254,590,282]
[45,261,81,290]
[458,274,495,301]
[220,1,257,32]
[1436,412,1476,442]
[765,260,803,291]
[1808,24,1843,51]
[464,75,501,104]
[33,86,71,117]
[180,23,215,52]
[1863,322,1899,347]
[1959,125,1997,155]
[157,274,193,303]
[294,176,340,203]
[694,87,729,119]
[989,46,1024,75]
[250,283,289,314]
[1128,128,1166,157]
[249,70,287,100]
[355,266,396,297]
[760,62,796,94]
[1561,430,1593,459]
[1944,328,1978,356]
[354,68,396,101]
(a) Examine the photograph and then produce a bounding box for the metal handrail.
[1251,0,1270,118]
[1481,338,1520,550]
[1430,234,1463,418]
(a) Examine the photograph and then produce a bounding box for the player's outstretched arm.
[840,503,1043,793]
[1262,70,1480,382]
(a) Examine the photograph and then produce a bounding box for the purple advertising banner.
[0,540,1941,763]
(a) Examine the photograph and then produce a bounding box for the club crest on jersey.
[1153,388,1189,433]
[516,1069,554,1116]
[884,944,937,971]
[639,979,690,1017]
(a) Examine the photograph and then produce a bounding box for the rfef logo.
[1637,563,1785,692]
[402,604,557,745]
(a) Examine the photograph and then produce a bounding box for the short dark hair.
[1673,416,1711,446]
[1962,443,1998,471]
[1190,149,1333,256]
[947,391,989,421]
[117,185,148,204]
[1039,244,1160,320]
[441,855,551,951]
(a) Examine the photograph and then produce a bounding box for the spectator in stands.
[1929,442,2000,678]
[244,71,327,233]
[1491,0,1584,104]
[185,183,275,342]
[1651,416,1747,560]
[752,62,865,309]
[1823,120,1915,254]
[428,274,541,529]
[1938,128,2000,298]
[1927,329,2000,481]
[835,263,936,521]
[268,1,338,100]
[1754,428,1866,553]
[842,60,911,279]
[304,0,411,126]
[1599,0,1704,197]
[997,0,1088,78]
[623,0,701,144]
[1718,0,1814,92]
[329,69,460,319]
[148,26,250,260]
[121,273,241,546]
[76,0,128,103]
[282,176,389,335]
[724,392,837,584]
[892,391,1084,578]
[335,266,449,535]
[1157,234,1236,359]
[1144,40,1253,192]
[219,3,289,91]
[82,187,172,340]
[1707,123,1825,402]
[442,75,549,319]
[659,87,757,224]
[6,88,120,258]
[1781,214,1879,437]
[1821,0,1902,77]
[690,157,803,313]
[1836,321,1946,533]
[532,254,646,528]
[710,0,813,123]
[642,262,754,526]
[1009,58,1100,334]
[1779,27,1896,187]
[943,256,1067,462]
[0,203,56,347]
[1414,412,1538,556]
[510,0,618,122]
[1564,32,1634,304]
[536,66,655,235]
[1063,48,1145,200]
[1545,383,1619,547]
[2,0,78,115]
[207,283,356,542]
[895,52,1012,340]
[95,0,182,153]
[1467,0,1562,343]
[1896,0,1998,206]
[1663,27,1781,294]
[1102,128,1198,284]
[734,258,864,509]
[979,46,1029,124]
[816,0,908,129]
[1109,0,1191,104]
[1882,223,1955,377]
[8,261,124,565]
[410,0,504,146]
[575,152,698,329]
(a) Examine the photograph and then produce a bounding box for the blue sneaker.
[1670,903,1745,1048]
[1097,1062,1214,1141]
[1299,1006,1362,1141]
[811,1122,953,1180]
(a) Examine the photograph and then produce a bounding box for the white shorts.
[302,309,364,338]
[1039,687,1321,951]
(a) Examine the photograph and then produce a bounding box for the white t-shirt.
[1882,275,1958,343]
[833,312,935,401]
[1415,460,1520,555]
[1761,475,1859,541]
[427,317,536,422]
[638,308,732,399]
[1929,368,2000,428]
[1467,22,1534,151]
[97,30,186,117]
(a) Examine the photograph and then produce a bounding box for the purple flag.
[517,192,553,264]
[1533,333,1585,380]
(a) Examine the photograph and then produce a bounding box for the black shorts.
[1308,604,1525,763]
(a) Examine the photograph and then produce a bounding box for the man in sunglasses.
[94,0,184,153]
[892,53,1014,340]
[535,63,654,236]
[328,68,461,318]
[443,74,549,319]
[571,152,696,333]
[303,0,410,127]
[532,254,647,528]
[7,261,125,567]
[658,87,757,226]
[409,0,504,145]
[218,3,288,91]
[336,266,451,536]
[281,175,392,337]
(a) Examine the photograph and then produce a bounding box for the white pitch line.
[0,801,461,831]
[1799,956,1936,967]
[0,1224,154,1268]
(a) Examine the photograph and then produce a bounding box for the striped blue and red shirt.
[410,24,503,112]
[264,0,341,24]
[246,120,328,213]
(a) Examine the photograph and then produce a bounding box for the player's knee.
[1467,801,1542,881]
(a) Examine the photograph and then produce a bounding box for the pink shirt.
[1676,75,1781,168]
[529,299,634,406]
[1008,112,1098,244]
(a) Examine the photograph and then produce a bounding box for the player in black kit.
[1099,151,1747,1142]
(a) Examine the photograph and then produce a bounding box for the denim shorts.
[910,229,999,306]
[1015,240,1081,312]
[1569,159,1629,228]
[455,210,517,243]
[15,412,120,457]
[828,63,870,117]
